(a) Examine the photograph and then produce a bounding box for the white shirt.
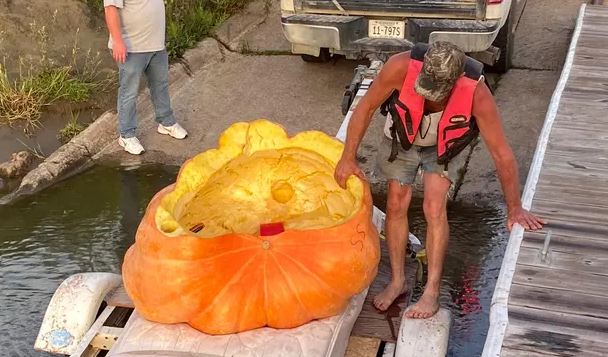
[383,111,443,147]
[104,0,166,53]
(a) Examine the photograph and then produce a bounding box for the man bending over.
[334,41,546,319]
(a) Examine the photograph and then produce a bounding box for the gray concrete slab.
[512,0,586,70]
[214,0,271,49]
[236,0,292,53]
[97,53,374,165]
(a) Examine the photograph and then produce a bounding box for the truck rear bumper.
[281,14,500,57]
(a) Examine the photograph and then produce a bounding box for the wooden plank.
[537,163,608,178]
[534,182,608,200]
[523,209,608,230]
[532,199,608,219]
[351,239,418,342]
[516,246,608,276]
[70,306,116,357]
[107,285,134,308]
[512,264,608,297]
[503,325,608,357]
[509,283,608,319]
[534,193,608,211]
[501,347,557,357]
[504,305,608,357]
[521,229,608,253]
[90,326,123,351]
[344,337,382,357]
[508,304,608,337]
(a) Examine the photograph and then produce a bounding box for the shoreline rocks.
[0,151,35,179]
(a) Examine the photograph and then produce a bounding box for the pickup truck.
[280,0,515,73]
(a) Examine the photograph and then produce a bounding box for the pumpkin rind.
[122,120,381,334]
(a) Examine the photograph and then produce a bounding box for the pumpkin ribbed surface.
[122,120,381,335]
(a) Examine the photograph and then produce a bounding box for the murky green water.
[0,165,507,357]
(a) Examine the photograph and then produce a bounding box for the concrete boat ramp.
[483,3,608,357]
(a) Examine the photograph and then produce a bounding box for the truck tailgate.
[299,0,484,19]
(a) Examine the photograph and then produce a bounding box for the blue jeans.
[114,49,176,138]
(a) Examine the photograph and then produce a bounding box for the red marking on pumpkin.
[260,222,285,236]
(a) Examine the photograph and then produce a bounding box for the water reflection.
[0,164,178,357]
[0,165,507,357]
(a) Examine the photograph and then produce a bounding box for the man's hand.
[112,39,127,63]
[334,157,365,189]
[507,206,546,232]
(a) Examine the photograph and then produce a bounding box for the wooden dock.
[486,4,608,357]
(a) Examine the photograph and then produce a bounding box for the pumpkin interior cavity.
[157,120,363,238]
[178,147,359,237]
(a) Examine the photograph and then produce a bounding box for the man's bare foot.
[373,280,407,311]
[405,291,440,319]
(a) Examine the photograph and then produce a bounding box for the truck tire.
[301,48,333,63]
[487,0,516,73]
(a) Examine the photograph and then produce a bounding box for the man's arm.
[104,1,127,63]
[334,54,408,188]
[472,81,546,231]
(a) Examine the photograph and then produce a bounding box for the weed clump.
[58,111,86,144]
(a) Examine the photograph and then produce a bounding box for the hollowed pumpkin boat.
[121,119,381,335]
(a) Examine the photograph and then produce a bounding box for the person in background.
[104,0,188,155]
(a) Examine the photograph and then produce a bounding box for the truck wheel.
[301,48,333,63]
[487,0,516,73]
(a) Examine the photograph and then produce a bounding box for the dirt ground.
[0,0,115,172]
[94,0,589,208]
[0,0,111,68]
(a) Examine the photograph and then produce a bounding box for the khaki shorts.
[376,137,458,186]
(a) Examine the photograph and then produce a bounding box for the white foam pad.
[107,288,367,357]
[395,308,452,357]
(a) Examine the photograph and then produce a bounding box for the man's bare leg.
[373,179,412,311]
[405,173,451,319]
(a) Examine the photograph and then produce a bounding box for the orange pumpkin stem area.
[122,120,381,335]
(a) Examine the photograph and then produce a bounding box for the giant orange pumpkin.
[122,120,381,335]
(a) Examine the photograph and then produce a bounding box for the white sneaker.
[118,136,145,155]
[157,123,188,139]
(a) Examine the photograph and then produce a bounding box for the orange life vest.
[383,43,486,167]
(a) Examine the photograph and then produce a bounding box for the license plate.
[368,20,405,39]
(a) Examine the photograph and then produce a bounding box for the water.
[0,164,179,357]
[0,165,508,357]
[373,196,507,356]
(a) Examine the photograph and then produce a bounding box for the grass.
[0,20,115,136]
[17,139,46,160]
[58,111,86,144]
[81,0,251,59]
